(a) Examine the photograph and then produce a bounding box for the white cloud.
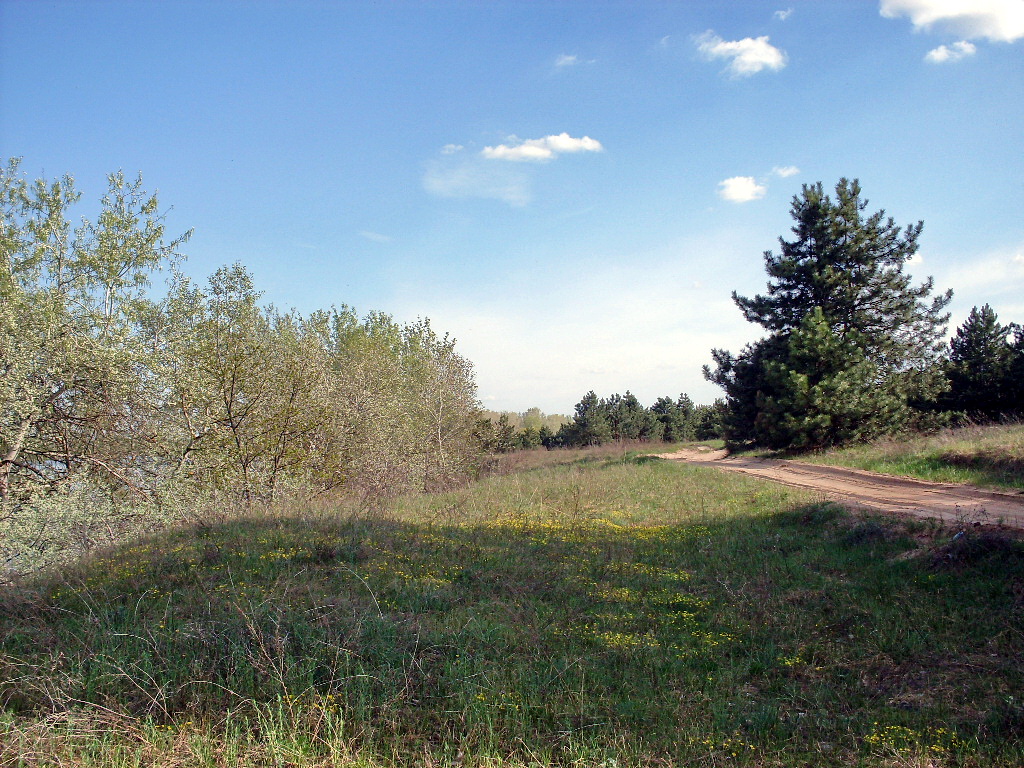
[925,40,977,62]
[880,0,1024,42]
[718,176,767,203]
[555,54,579,67]
[481,143,555,162]
[696,31,788,77]
[358,230,392,243]
[772,165,800,178]
[422,159,531,207]
[424,134,602,205]
[908,252,924,264]
[774,8,794,21]
[933,243,1024,322]
[481,133,604,163]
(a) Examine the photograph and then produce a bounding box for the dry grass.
[801,423,1024,491]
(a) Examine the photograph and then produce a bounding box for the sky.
[2,0,1022,415]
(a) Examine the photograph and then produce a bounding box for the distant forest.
[476,393,725,452]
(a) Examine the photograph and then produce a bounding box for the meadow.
[1,448,1022,767]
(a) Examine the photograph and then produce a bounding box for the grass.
[2,450,1023,766]
[799,423,1024,491]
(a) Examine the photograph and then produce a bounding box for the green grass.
[799,423,1024,491]
[2,453,1023,766]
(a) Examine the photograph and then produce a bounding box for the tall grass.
[2,452,1022,766]
[801,422,1024,490]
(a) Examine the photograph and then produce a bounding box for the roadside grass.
[2,455,1023,766]
[482,441,692,475]
[799,423,1024,491]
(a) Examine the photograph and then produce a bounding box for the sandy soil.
[655,447,1024,530]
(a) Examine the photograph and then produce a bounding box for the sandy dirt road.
[655,447,1024,530]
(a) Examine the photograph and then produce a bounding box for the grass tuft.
[800,422,1024,490]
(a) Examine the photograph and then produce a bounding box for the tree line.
[476,391,725,452]
[0,159,481,517]
[706,178,1022,451]
[5,161,1017,519]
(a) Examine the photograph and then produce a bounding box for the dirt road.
[655,447,1024,529]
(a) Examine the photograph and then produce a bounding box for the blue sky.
[2,0,1022,414]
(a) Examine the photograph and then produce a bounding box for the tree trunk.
[0,419,32,501]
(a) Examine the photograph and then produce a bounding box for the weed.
[930,527,1024,570]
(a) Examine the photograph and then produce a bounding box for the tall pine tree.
[945,305,1017,418]
[706,179,952,449]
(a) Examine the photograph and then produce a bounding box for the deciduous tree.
[0,159,190,500]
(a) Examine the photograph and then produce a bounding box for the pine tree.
[569,391,612,446]
[754,309,907,448]
[945,305,1015,418]
[651,394,696,442]
[1009,326,1024,414]
[706,179,952,448]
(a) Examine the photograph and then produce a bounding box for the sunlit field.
[2,452,1022,767]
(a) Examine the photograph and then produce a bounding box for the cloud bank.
[696,31,788,77]
[880,0,1024,43]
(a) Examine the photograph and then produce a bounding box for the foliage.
[754,309,909,450]
[943,305,1021,419]
[544,391,722,449]
[707,179,952,449]
[557,390,612,447]
[0,158,191,501]
[1,160,482,571]
[473,413,517,454]
[478,407,569,433]
[651,394,695,442]
[692,400,728,441]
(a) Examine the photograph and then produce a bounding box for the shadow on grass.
[936,451,1024,489]
[2,502,1023,764]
